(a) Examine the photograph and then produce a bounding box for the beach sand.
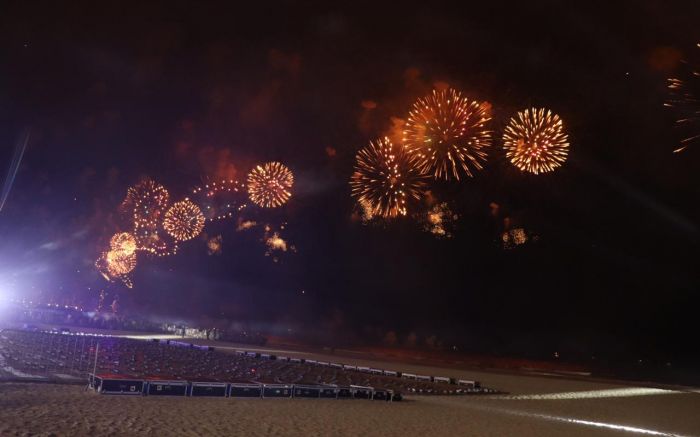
[1,370,699,436]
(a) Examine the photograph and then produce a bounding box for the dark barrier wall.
[337,387,353,398]
[352,387,372,399]
[293,386,320,398]
[319,388,338,398]
[190,383,227,397]
[372,390,390,401]
[147,381,188,396]
[96,377,144,395]
[230,384,262,398]
[263,384,292,398]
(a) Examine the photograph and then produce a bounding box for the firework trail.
[666,43,700,153]
[191,179,248,222]
[0,129,30,212]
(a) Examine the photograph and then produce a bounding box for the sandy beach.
[2,361,699,437]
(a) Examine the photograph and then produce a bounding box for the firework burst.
[665,43,700,153]
[109,232,137,255]
[403,88,492,180]
[503,108,569,174]
[350,137,426,218]
[247,162,294,208]
[95,250,136,288]
[163,199,206,241]
[121,178,172,253]
[106,250,137,276]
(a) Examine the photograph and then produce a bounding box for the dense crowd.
[0,329,481,395]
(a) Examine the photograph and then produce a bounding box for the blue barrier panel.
[337,387,353,398]
[263,384,292,398]
[190,382,228,397]
[230,383,262,398]
[94,375,144,395]
[351,385,373,399]
[293,385,321,398]
[146,380,188,396]
[319,387,338,399]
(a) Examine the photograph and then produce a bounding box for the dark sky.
[1,1,699,365]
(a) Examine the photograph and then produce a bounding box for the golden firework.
[350,137,425,218]
[247,162,294,208]
[503,108,569,174]
[122,178,170,251]
[163,199,206,241]
[105,249,137,276]
[109,232,137,255]
[403,88,492,180]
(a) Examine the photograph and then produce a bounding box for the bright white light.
[500,387,678,400]
[527,412,689,436]
[456,400,690,437]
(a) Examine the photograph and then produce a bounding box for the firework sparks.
[501,228,528,249]
[355,199,376,224]
[163,199,206,241]
[95,250,136,288]
[236,219,257,231]
[105,249,137,276]
[262,223,296,262]
[109,232,137,255]
[247,162,294,208]
[350,137,426,219]
[666,43,700,153]
[207,234,223,255]
[417,202,457,238]
[121,178,172,254]
[266,232,287,251]
[503,108,569,174]
[192,179,248,222]
[403,88,492,180]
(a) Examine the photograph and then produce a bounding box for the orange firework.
[247,162,294,208]
[503,108,569,174]
[350,137,426,218]
[163,199,206,241]
[403,88,492,180]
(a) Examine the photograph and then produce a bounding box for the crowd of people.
[0,329,480,395]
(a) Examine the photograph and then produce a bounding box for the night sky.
[1,2,699,366]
